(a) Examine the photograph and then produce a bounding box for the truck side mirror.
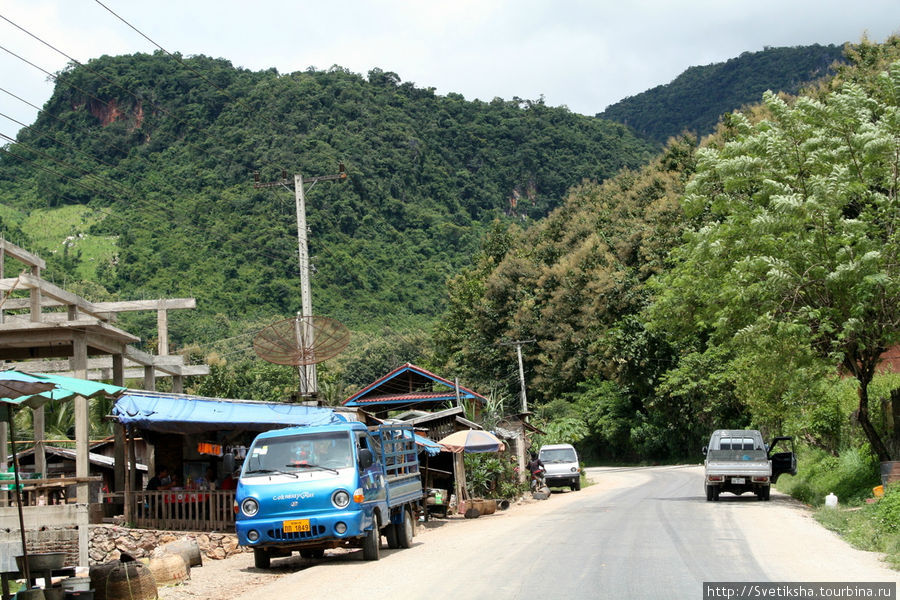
[701,446,707,455]
[358,448,373,470]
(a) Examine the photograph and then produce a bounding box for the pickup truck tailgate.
[705,460,771,477]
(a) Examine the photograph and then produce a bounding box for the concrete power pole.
[501,339,535,414]
[294,173,316,396]
[254,165,346,399]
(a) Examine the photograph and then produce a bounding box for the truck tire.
[253,548,271,569]
[362,526,380,561]
[384,523,399,549]
[758,486,771,501]
[397,507,414,549]
[706,485,714,502]
[572,478,581,491]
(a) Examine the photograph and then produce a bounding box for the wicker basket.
[103,561,157,600]
[147,553,188,587]
[89,560,121,600]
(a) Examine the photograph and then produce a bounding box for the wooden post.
[123,426,134,525]
[114,423,126,508]
[0,421,7,506]
[33,405,46,480]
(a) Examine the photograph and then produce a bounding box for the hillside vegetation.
[0,53,655,348]
[436,37,900,466]
[598,44,845,145]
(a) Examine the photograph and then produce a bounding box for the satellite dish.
[253,315,350,365]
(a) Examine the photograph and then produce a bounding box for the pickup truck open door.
[768,436,797,483]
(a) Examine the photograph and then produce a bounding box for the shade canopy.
[0,369,126,420]
[438,429,506,453]
[113,390,346,434]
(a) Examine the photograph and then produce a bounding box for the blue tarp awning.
[113,391,345,435]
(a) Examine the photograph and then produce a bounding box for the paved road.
[232,466,896,600]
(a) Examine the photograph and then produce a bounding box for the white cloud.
[1,0,898,132]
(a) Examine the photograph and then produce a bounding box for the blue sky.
[1,0,899,134]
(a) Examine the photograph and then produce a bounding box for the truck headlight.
[332,490,350,508]
[241,497,259,517]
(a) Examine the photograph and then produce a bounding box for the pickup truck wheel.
[397,507,414,548]
[758,486,771,501]
[362,526,380,561]
[384,523,399,549]
[253,548,271,569]
[705,485,714,501]
[712,485,720,501]
[573,478,581,491]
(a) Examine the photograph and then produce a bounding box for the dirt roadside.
[157,470,638,600]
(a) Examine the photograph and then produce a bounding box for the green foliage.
[0,52,656,349]
[777,446,880,505]
[650,58,900,459]
[463,452,523,499]
[874,484,900,533]
[599,44,845,144]
[813,485,900,569]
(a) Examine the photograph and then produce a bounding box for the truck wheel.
[712,485,720,501]
[397,507,414,549]
[253,548,271,569]
[362,526,380,561]
[706,485,714,502]
[384,523,399,549]
[758,486,771,501]
[573,478,581,491]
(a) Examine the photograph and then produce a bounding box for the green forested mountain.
[597,44,845,145]
[0,53,655,347]
[435,37,900,461]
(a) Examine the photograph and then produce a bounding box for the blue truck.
[235,421,424,567]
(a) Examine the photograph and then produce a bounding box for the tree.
[653,64,900,461]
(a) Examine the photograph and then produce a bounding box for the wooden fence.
[129,490,235,531]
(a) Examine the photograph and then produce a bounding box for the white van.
[538,443,581,491]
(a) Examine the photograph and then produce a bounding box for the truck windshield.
[246,432,353,474]
[540,449,577,463]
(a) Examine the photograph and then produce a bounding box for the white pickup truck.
[702,429,796,501]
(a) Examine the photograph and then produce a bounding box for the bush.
[874,484,900,533]
[777,446,880,506]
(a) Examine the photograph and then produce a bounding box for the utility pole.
[254,164,346,398]
[500,339,535,414]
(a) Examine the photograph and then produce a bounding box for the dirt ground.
[156,496,546,600]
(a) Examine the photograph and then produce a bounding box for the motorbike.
[529,466,547,493]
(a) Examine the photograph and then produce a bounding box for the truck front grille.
[268,525,326,541]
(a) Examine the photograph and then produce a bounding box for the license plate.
[731,477,745,485]
[283,519,310,533]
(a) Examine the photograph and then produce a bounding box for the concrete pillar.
[143,366,155,391]
[112,354,124,387]
[29,265,41,323]
[72,332,89,504]
[172,374,183,394]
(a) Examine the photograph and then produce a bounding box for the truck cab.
[235,422,423,567]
